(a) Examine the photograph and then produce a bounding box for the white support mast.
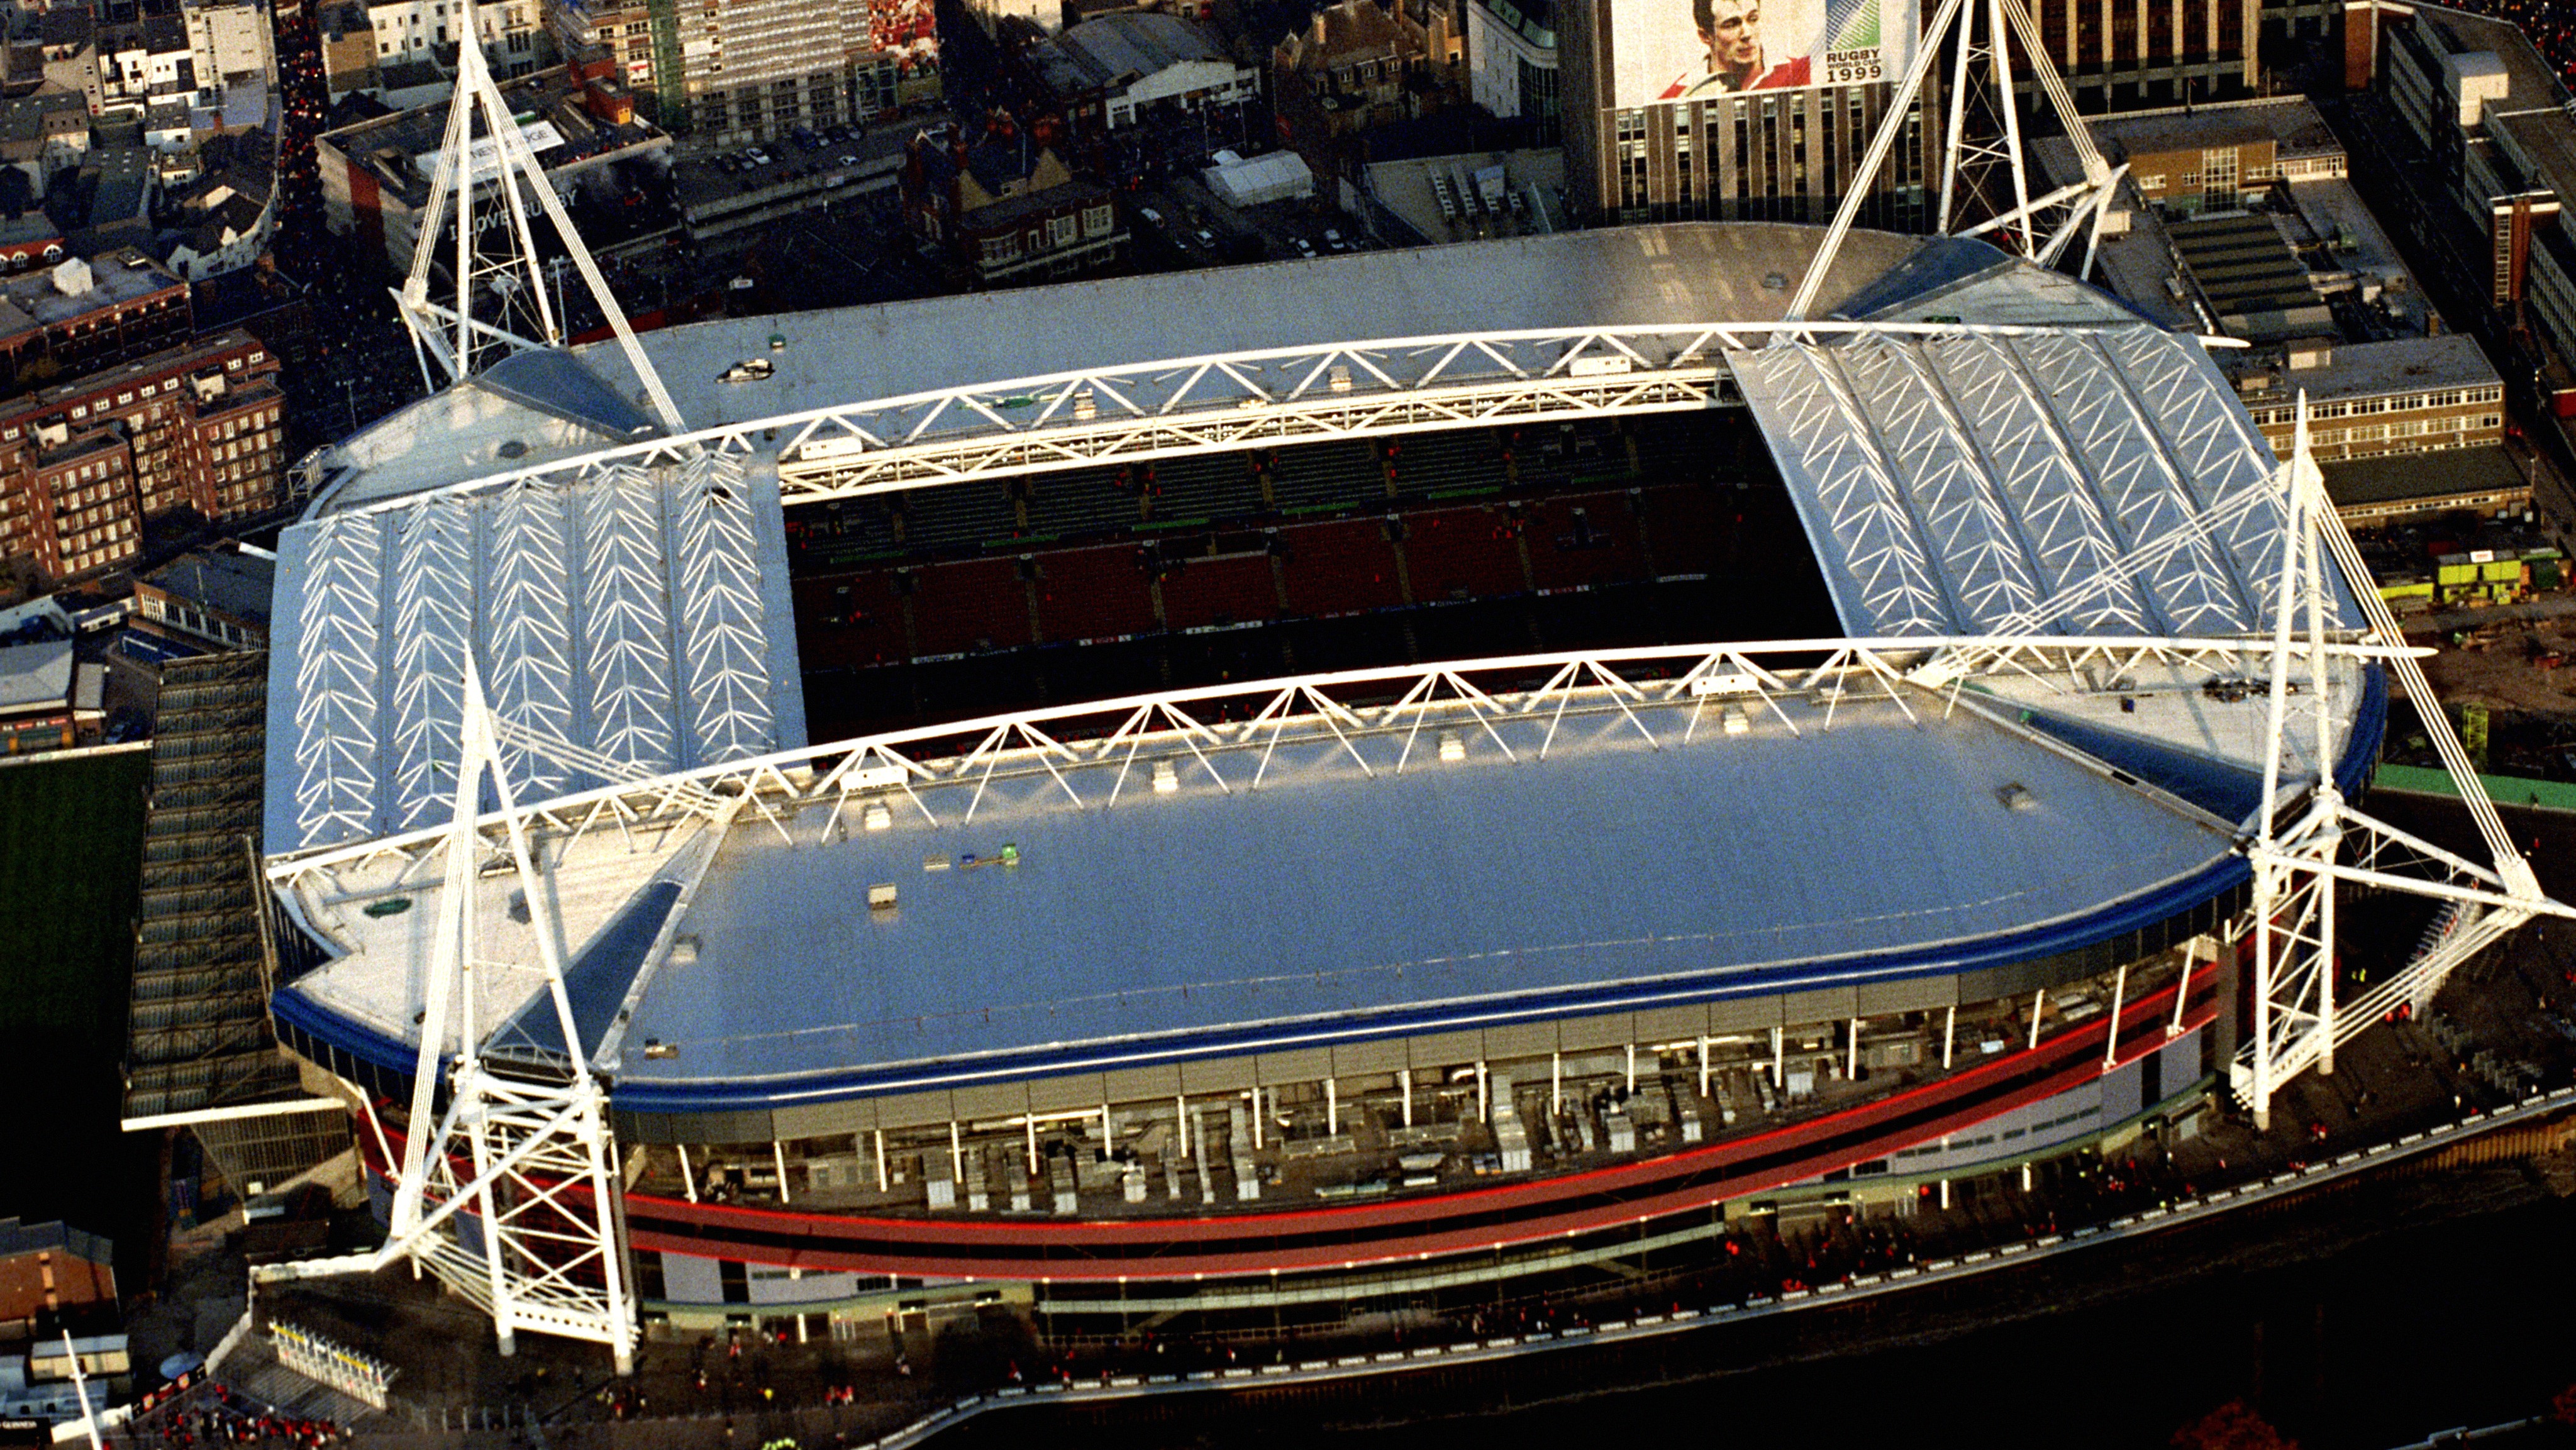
[2234,394,2567,1127]
[392,0,684,433]
[265,665,639,1374]
[1785,0,2125,322]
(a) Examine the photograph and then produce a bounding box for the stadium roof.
[589,224,1948,445]
[311,224,1960,514]
[1735,327,2364,638]
[269,648,2384,1110]
[262,219,2389,1109]
[265,450,804,853]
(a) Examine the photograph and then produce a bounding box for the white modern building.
[361,0,547,75]
[188,0,277,92]
[1464,0,1554,133]
[960,0,1062,38]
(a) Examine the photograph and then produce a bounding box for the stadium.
[243,209,2411,1352]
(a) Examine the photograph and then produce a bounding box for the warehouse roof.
[0,638,74,716]
[2324,443,2524,507]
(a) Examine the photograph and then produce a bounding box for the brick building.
[902,131,1124,286]
[1274,0,1458,138]
[2077,97,2348,218]
[0,251,193,399]
[0,330,286,580]
[0,1220,114,1337]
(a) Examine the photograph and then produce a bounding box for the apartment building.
[0,331,285,580]
[0,250,193,397]
[547,0,938,144]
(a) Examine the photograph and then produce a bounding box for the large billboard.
[1610,0,1915,107]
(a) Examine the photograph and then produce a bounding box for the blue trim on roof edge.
[270,983,422,1082]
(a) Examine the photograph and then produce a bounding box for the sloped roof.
[0,637,74,714]
[471,348,664,441]
[265,450,806,852]
[1057,10,1227,82]
[1735,327,2363,638]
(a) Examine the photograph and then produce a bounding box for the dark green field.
[0,748,159,1285]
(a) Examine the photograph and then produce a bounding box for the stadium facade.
[235,209,2444,1352]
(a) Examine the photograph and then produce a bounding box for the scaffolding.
[120,651,349,1195]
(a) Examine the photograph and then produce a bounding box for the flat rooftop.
[2245,335,2502,406]
[1363,150,1567,241]
[2324,443,2525,507]
[673,128,905,220]
[2083,97,2346,164]
[0,250,182,343]
[142,545,274,625]
[2484,106,2576,202]
[2279,177,2428,316]
[2408,7,2565,116]
[316,65,667,213]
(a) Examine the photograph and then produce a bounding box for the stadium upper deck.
[260,219,2377,1138]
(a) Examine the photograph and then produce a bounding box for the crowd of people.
[129,1385,342,1450]
[262,0,430,450]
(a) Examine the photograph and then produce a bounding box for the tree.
[2172,1400,2297,1450]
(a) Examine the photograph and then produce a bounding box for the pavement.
[2407,595,2576,634]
